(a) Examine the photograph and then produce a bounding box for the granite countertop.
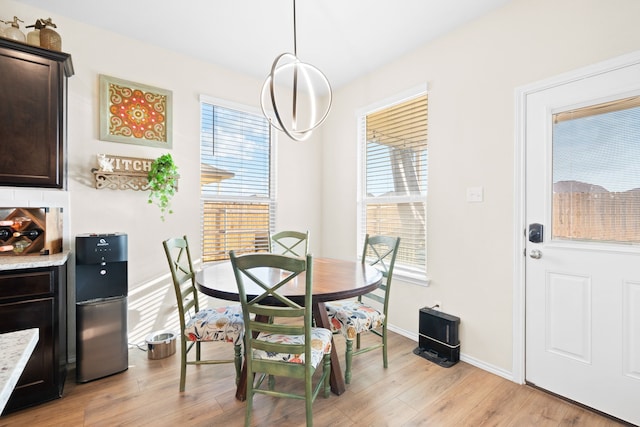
[0,250,70,271]
[0,328,39,414]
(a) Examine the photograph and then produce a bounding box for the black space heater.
[413,307,460,367]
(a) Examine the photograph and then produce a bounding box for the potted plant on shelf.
[147,153,179,221]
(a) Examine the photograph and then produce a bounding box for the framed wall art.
[99,74,173,148]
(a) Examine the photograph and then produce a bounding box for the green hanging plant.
[147,153,179,221]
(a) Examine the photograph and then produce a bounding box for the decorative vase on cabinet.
[0,38,74,188]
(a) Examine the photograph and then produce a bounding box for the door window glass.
[552,96,640,243]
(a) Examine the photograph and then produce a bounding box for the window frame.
[356,85,429,285]
[199,95,277,263]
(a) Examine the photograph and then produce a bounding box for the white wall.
[320,0,640,378]
[1,0,322,355]
[3,0,640,379]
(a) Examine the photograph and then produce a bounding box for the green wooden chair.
[325,234,400,384]
[229,251,331,427]
[269,230,309,257]
[163,236,244,392]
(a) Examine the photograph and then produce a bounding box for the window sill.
[394,270,431,287]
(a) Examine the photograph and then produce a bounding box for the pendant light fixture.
[260,0,332,141]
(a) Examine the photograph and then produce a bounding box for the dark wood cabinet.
[0,263,67,413]
[0,39,74,188]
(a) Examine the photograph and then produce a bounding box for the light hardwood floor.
[0,331,627,426]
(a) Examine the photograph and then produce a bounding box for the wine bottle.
[13,228,43,240]
[0,228,11,241]
[0,244,14,252]
[0,217,32,230]
[12,239,31,253]
[11,217,32,230]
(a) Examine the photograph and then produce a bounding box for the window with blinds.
[200,99,275,262]
[359,92,428,281]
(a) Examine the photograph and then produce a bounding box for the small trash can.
[146,331,177,360]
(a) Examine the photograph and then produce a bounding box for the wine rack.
[0,207,63,256]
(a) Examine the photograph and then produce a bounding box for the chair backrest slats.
[250,320,305,336]
[230,251,315,376]
[182,297,196,313]
[251,304,305,318]
[252,340,306,355]
[269,230,310,257]
[359,234,401,314]
[163,235,200,332]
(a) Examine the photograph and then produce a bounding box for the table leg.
[314,302,346,396]
[235,359,247,401]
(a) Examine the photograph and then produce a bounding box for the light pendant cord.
[292,0,298,131]
[292,0,297,57]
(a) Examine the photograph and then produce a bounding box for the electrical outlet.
[434,301,442,311]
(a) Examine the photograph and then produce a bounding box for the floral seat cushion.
[252,327,332,369]
[325,300,385,340]
[184,305,244,345]
[325,304,344,334]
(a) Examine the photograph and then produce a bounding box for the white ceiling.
[16,0,513,89]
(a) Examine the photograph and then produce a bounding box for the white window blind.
[359,93,428,281]
[200,101,275,262]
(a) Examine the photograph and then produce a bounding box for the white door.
[525,55,640,425]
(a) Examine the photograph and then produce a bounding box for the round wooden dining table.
[195,256,383,401]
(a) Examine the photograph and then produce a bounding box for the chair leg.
[345,339,353,384]
[305,371,313,427]
[323,353,331,398]
[245,372,254,427]
[179,338,187,392]
[382,326,388,369]
[196,341,201,361]
[356,332,361,350]
[234,344,242,386]
[244,398,253,427]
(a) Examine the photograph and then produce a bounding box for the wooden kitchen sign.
[92,154,154,190]
[96,154,152,173]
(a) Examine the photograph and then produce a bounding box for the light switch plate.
[466,186,483,202]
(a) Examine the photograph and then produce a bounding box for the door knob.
[529,249,542,259]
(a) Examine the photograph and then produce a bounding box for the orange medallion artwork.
[108,84,167,141]
[99,75,173,148]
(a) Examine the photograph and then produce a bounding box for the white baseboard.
[388,323,516,383]
[387,323,418,341]
[459,353,515,382]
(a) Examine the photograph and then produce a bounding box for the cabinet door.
[0,42,66,188]
[0,297,57,412]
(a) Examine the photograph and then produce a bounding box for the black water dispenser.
[75,233,128,382]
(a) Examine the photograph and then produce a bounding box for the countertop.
[0,250,70,271]
[0,328,39,414]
